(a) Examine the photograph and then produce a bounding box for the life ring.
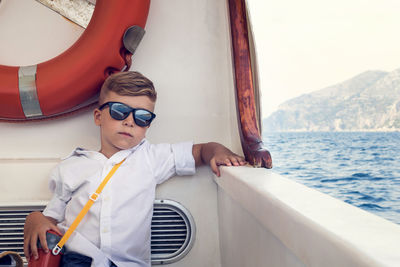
[0,0,150,121]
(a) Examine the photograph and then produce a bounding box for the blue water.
[262,132,400,225]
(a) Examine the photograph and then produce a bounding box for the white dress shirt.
[43,139,195,267]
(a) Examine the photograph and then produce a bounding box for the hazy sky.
[248,0,400,118]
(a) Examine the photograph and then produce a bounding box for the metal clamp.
[123,25,145,55]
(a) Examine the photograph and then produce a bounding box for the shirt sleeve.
[42,165,72,222]
[149,141,196,184]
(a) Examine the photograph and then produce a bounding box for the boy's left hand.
[193,142,247,177]
[209,147,246,177]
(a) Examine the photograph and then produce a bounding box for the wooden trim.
[228,0,272,168]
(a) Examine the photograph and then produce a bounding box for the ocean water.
[262,131,400,225]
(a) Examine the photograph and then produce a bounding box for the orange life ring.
[0,0,150,121]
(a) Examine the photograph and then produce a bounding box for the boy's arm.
[23,211,61,261]
[192,142,246,177]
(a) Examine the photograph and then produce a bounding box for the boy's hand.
[23,211,61,261]
[193,142,247,177]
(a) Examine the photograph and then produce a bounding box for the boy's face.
[94,91,155,158]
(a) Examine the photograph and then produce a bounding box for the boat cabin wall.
[0,0,241,200]
[0,0,241,266]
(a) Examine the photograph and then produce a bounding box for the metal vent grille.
[0,206,43,265]
[0,200,195,265]
[151,199,195,264]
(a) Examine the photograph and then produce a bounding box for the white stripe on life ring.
[18,65,43,118]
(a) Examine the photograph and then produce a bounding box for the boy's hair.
[99,71,157,104]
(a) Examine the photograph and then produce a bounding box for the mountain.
[263,69,400,132]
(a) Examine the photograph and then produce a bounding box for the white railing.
[216,166,400,267]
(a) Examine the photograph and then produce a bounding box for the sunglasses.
[99,101,156,127]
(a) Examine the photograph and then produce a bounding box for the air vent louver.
[151,199,196,264]
[0,206,43,265]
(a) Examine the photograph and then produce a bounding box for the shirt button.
[102,227,109,233]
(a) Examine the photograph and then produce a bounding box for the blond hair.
[99,71,157,104]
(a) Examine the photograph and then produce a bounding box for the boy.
[24,71,245,267]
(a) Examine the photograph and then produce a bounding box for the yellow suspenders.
[52,159,125,255]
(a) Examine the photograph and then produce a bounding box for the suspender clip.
[52,245,62,255]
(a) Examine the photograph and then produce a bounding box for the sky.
[247,0,400,118]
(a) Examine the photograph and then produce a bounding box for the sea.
[262,131,400,225]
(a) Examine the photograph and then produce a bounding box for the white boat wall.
[1,0,400,266]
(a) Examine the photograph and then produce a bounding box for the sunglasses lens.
[110,103,131,120]
[103,102,154,126]
[134,109,154,126]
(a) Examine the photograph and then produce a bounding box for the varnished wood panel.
[228,0,272,168]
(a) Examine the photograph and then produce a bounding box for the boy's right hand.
[23,211,61,261]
